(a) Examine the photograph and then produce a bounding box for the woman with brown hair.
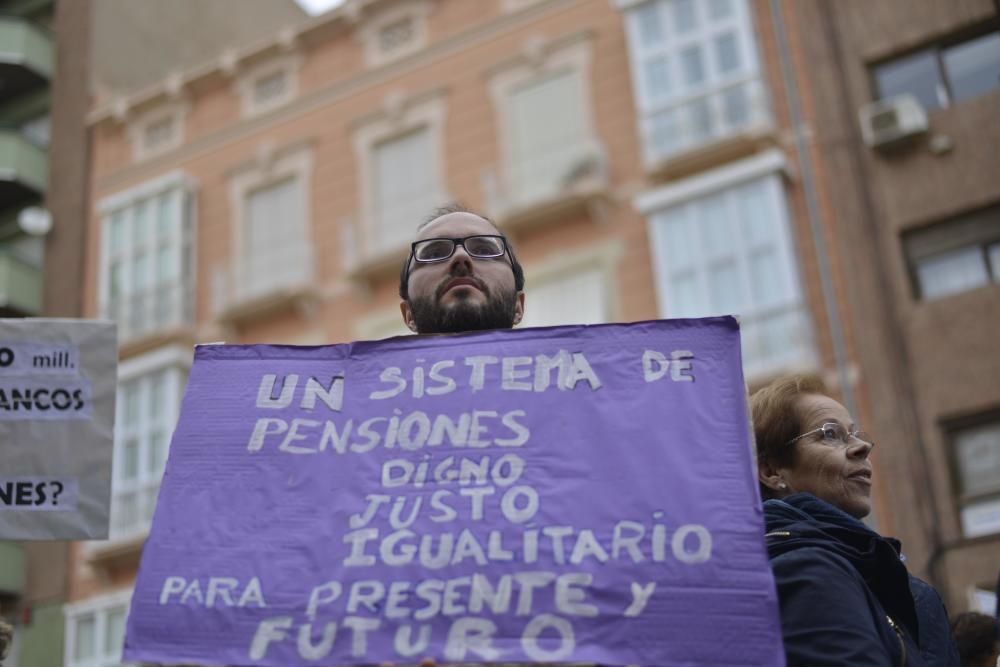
[752,374,959,666]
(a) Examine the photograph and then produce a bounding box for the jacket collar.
[764,493,918,636]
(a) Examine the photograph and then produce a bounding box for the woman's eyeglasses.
[785,422,875,449]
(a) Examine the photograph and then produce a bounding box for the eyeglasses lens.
[415,239,454,261]
[465,236,504,257]
[821,423,849,444]
[414,236,505,262]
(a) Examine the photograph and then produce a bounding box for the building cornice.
[88,0,573,126]
[92,0,578,196]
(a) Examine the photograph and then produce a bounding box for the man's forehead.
[416,212,498,240]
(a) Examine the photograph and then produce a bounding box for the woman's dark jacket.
[764,493,959,666]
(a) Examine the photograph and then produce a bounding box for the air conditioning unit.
[859,94,929,148]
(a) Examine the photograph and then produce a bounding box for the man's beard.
[407,287,518,334]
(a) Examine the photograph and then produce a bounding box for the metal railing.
[102,282,194,343]
[484,139,608,214]
[642,77,771,164]
[739,303,816,379]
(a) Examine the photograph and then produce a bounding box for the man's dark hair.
[398,203,525,300]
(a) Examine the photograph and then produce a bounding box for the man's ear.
[758,459,787,496]
[512,291,525,326]
[400,301,418,333]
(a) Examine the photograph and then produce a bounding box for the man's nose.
[447,244,474,273]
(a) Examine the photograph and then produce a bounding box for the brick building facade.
[63,0,998,662]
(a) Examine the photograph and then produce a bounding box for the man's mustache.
[434,272,488,300]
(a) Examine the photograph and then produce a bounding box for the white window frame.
[488,35,601,210]
[64,588,133,667]
[235,52,301,118]
[351,91,449,265]
[127,100,187,162]
[520,240,622,328]
[225,145,315,308]
[97,171,198,345]
[636,149,816,379]
[359,1,432,68]
[951,416,1000,538]
[103,345,190,545]
[619,0,770,167]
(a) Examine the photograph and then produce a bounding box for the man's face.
[401,212,524,334]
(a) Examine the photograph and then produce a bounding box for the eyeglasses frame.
[785,422,875,449]
[404,234,515,281]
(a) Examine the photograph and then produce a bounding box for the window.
[244,176,309,300]
[640,153,814,377]
[237,54,300,117]
[352,93,448,263]
[64,589,132,667]
[360,2,431,67]
[226,146,314,307]
[904,206,1000,300]
[128,103,186,161]
[952,417,1000,538]
[874,29,1000,110]
[373,128,437,250]
[520,267,608,328]
[99,173,195,344]
[508,70,591,204]
[110,349,187,541]
[622,0,768,164]
[489,36,601,210]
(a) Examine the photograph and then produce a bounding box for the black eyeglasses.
[410,235,509,263]
[785,422,875,449]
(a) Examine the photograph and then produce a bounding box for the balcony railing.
[641,77,771,166]
[0,252,42,315]
[0,16,53,97]
[103,282,194,344]
[371,195,440,255]
[740,303,816,380]
[0,128,48,200]
[239,243,313,304]
[484,139,609,219]
[108,481,162,544]
[213,245,318,324]
[343,195,446,281]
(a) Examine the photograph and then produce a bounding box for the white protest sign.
[0,319,117,539]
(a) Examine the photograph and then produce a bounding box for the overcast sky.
[296,0,345,15]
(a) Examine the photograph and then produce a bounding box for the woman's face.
[776,394,875,519]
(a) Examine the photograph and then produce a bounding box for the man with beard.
[399,204,525,334]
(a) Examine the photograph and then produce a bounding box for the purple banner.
[124,317,784,666]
